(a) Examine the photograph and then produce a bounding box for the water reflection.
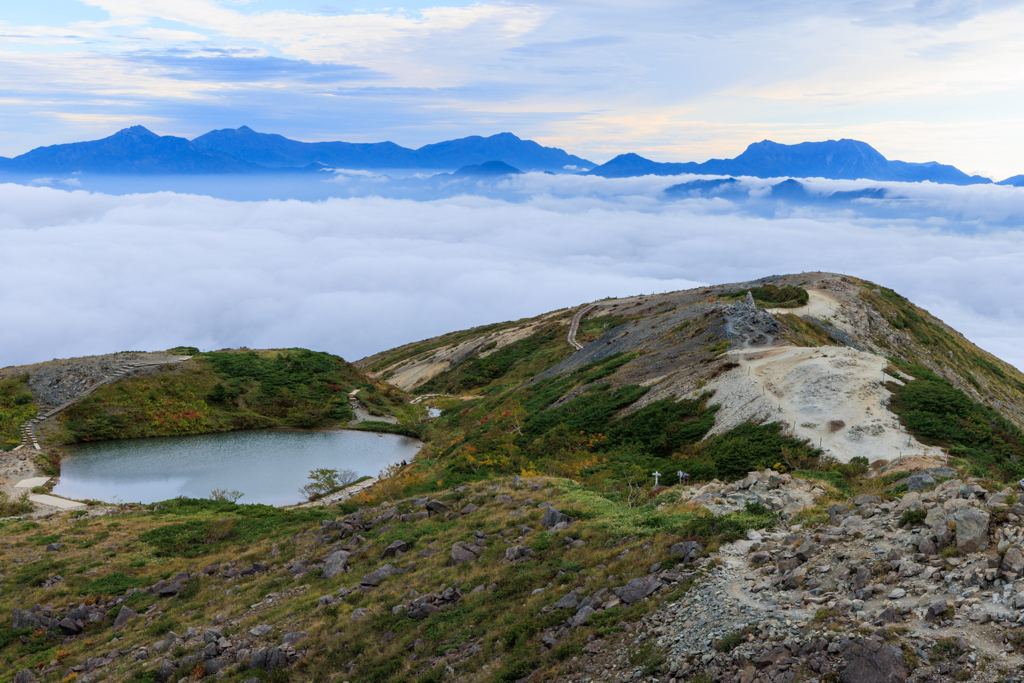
[53,429,421,506]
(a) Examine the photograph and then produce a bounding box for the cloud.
[2,178,1024,377]
[124,50,384,84]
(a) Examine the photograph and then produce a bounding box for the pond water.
[52,430,422,506]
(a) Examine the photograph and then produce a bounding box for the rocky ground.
[1,352,191,410]
[546,469,1024,683]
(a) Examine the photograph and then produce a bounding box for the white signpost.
[653,471,661,488]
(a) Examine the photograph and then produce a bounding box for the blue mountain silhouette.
[588,139,995,185]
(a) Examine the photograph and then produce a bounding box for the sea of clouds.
[2,174,1023,371]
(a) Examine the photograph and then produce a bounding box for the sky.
[3,176,1024,374]
[4,1,1024,178]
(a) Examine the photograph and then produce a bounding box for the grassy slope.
[0,478,779,683]
[0,375,37,449]
[52,349,413,444]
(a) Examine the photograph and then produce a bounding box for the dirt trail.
[707,344,945,465]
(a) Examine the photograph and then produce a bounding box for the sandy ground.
[764,289,843,320]
[0,448,74,516]
[706,344,946,465]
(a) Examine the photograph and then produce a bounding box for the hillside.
[0,348,412,451]
[5,273,1024,683]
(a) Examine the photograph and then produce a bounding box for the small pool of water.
[52,429,421,506]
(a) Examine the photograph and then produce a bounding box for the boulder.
[905,474,936,491]
[505,546,535,563]
[782,566,807,590]
[841,640,908,683]
[611,575,663,604]
[250,624,273,637]
[425,500,449,514]
[360,564,395,587]
[569,605,595,627]
[460,503,478,514]
[896,492,921,511]
[852,565,871,590]
[917,536,937,556]
[541,507,573,529]
[112,607,137,631]
[669,541,703,564]
[925,600,950,622]
[250,647,287,670]
[13,670,35,683]
[748,553,772,569]
[553,590,580,610]
[450,542,479,565]
[322,550,350,579]
[1003,547,1024,576]
[952,507,990,553]
[282,631,307,647]
[924,507,947,530]
[155,660,178,683]
[380,540,410,559]
[12,608,58,631]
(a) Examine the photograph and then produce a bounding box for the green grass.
[0,374,36,449]
[888,361,1024,481]
[720,284,809,308]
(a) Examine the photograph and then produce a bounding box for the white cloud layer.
[2,179,1023,374]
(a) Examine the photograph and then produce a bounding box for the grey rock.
[460,503,479,514]
[925,600,950,622]
[13,670,35,683]
[282,631,307,647]
[425,500,449,514]
[381,540,410,559]
[360,564,395,586]
[112,607,137,631]
[450,542,479,565]
[924,507,947,529]
[1003,547,1024,576]
[505,545,535,563]
[569,605,595,627]
[155,659,178,683]
[250,624,273,637]
[351,608,368,622]
[905,474,936,491]
[45,543,62,552]
[840,640,908,683]
[541,506,573,529]
[553,590,580,610]
[952,507,990,553]
[12,608,58,631]
[322,550,350,579]
[611,575,663,604]
[669,541,703,564]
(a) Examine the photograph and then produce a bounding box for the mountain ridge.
[1,128,1017,185]
[587,138,996,185]
[0,126,593,176]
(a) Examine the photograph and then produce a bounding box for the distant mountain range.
[587,139,998,185]
[0,126,592,175]
[0,126,1020,186]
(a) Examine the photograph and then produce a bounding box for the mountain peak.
[118,126,159,138]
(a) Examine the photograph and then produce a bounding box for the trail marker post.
[677,470,683,485]
[653,471,661,488]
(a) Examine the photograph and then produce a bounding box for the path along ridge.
[567,304,597,351]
